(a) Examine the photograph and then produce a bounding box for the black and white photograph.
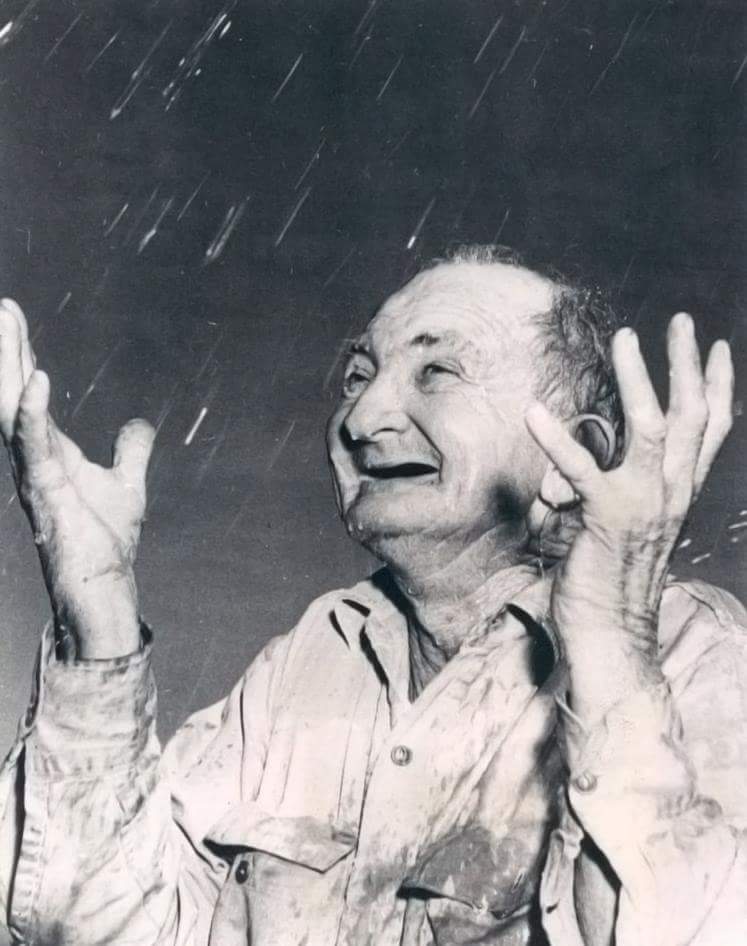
[0,1,745,943]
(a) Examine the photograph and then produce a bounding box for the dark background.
[0,0,744,750]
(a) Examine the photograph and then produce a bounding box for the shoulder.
[279,567,395,649]
[218,569,388,670]
[659,579,747,826]
[266,569,395,683]
[230,568,394,702]
[163,571,385,777]
[659,578,746,673]
[662,577,746,628]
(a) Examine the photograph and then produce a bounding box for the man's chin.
[342,494,442,554]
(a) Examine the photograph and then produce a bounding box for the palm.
[0,299,154,569]
[50,423,146,556]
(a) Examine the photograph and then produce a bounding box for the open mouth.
[360,461,439,480]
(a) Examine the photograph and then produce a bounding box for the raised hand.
[525,313,733,720]
[0,298,155,658]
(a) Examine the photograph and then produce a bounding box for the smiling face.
[326,261,557,560]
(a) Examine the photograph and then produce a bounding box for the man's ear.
[572,413,617,471]
[537,413,617,509]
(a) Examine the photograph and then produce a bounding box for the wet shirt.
[1,567,746,945]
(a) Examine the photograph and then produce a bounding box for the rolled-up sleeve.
[562,685,744,944]
[0,622,286,946]
[542,581,747,945]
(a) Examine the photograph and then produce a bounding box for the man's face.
[326,262,555,552]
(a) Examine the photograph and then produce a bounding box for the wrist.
[562,637,664,725]
[550,556,663,661]
[51,571,141,660]
[554,537,667,619]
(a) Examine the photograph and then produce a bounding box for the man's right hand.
[0,298,155,659]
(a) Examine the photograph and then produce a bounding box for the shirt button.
[572,771,597,793]
[235,859,250,884]
[390,744,412,766]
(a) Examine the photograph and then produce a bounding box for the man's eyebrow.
[408,331,476,352]
[409,332,442,347]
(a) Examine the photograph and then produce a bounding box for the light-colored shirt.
[1,565,746,945]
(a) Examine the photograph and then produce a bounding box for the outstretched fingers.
[2,297,36,383]
[612,328,666,472]
[0,302,25,442]
[693,339,733,496]
[16,370,54,465]
[14,369,73,504]
[610,316,731,511]
[0,298,39,444]
[662,313,708,493]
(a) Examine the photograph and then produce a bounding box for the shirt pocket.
[207,802,356,869]
[400,823,546,944]
[206,804,356,946]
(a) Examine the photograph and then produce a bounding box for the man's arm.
[556,639,747,945]
[0,295,241,944]
[527,314,746,942]
[0,624,286,945]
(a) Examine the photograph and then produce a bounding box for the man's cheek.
[438,421,499,477]
[327,451,359,512]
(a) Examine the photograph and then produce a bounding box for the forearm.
[551,548,667,726]
[559,683,745,945]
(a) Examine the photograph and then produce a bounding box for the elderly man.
[0,247,745,945]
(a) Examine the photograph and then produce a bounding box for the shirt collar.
[331,564,556,680]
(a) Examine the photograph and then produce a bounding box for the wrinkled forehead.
[365,261,556,355]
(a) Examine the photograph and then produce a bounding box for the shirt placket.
[335,611,429,945]
[338,621,539,945]
[208,857,251,946]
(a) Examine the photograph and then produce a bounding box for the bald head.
[388,259,556,328]
[407,247,624,434]
[365,260,556,392]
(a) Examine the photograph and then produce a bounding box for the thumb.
[112,419,156,492]
[525,402,601,500]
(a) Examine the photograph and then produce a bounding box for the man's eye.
[421,363,458,383]
[342,371,370,396]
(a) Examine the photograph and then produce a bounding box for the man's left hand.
[526,313,733,722]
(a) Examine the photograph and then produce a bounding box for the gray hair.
[429,244,625,440]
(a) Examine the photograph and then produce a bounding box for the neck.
[381,526,536,664]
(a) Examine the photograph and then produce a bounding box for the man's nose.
[342,375,409,444]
